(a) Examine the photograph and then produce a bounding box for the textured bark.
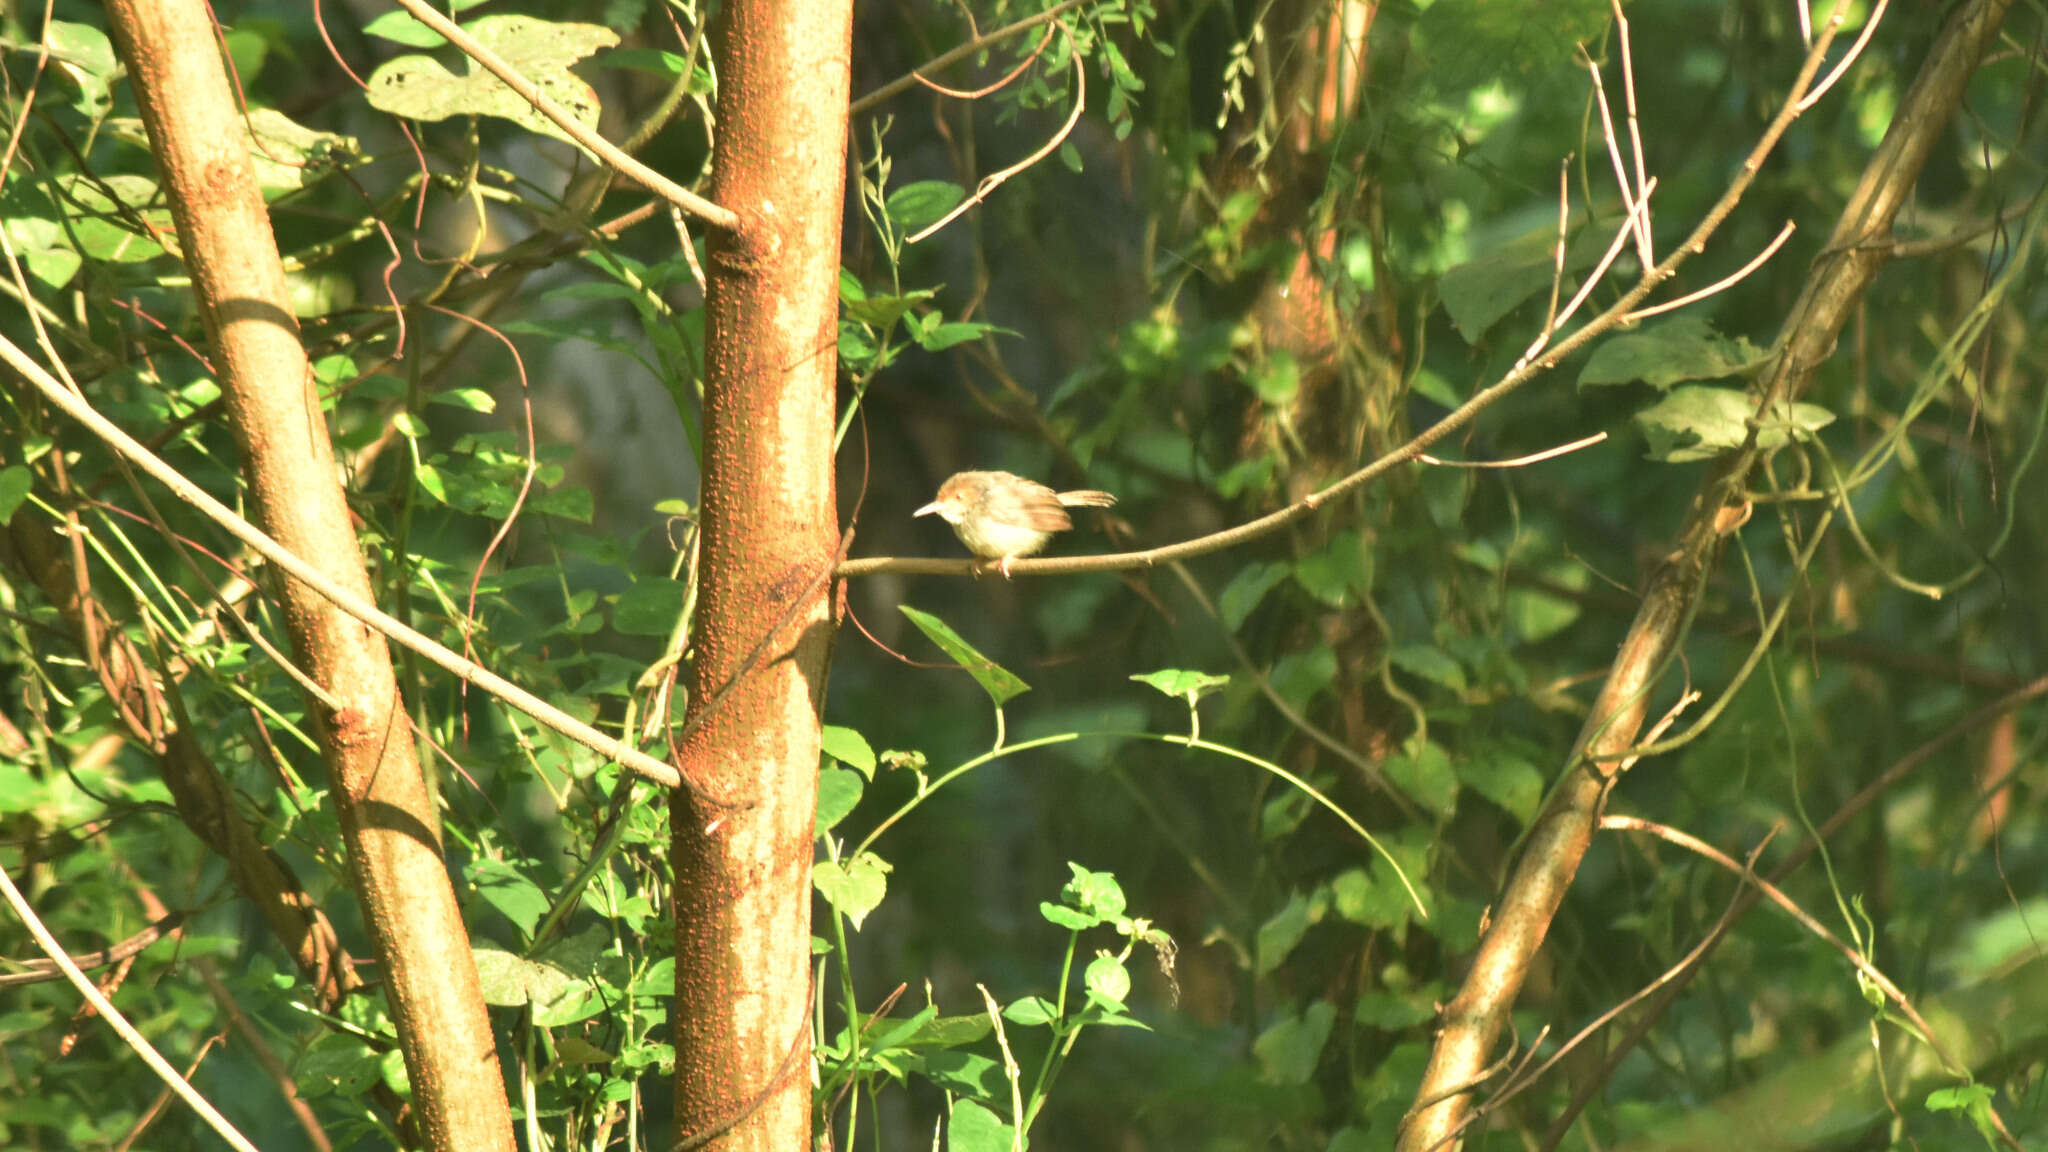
[668,0,853,1147]
[102,2,514,1148]
[1398,2,2014,1147]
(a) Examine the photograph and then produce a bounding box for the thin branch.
[384,0,738,233]
[849,0,1088,116]
[914,23,1057,100]
[1624,220,1797,322]
[1613,0,1653,266]
[1603,815,1966,1075]
[1799,0,1891,111]
[908,22,1085,244]
[1417,431,1609,469]
[0,911,186,987]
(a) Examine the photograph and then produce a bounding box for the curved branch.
[849,0,1088,116]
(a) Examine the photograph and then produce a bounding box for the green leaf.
[898,605,1030,707]
[1385,741,1459,818]
[0,466,34,525]
[946,1099,1019,1152]
[1250,350,1300,404]
[820,725,876,778]
[1355,986,1440,1030]
[1130,669,1230,705]
[1267,646,1337,711]
[430,387,498,413]
[1084,952,1131,1008]
[472,945,579,1008]
[44,21,119,114]
[1253,1000,1336,1085]
[365,16,620,152]
[1410,367,1461,409]
[1219,562,1289,630]
[601,49,711,93]
[884,181,966,234]
[814,852,890,930]
[1440,224,1613,343]
[1048,901,1097,926]
[1389,645,1466,693]
[467,858,550,940]
[912,320,1003,352]
[1040,902,1097,931]
[841,287,934,327]
[296,1032,383,1098]
[1635,386,1836,463]
[1579,315,1767,390]
[1255,890,1313,976]
[1458,745,1543,825]
[1293,531,1373,608]
[1061,863,1127,920]
[1003,996,1057,1026]
[900,1050,1006,1097]
[414,461,449,503]
[815,768,864,836]
[610,578,688,637]
[54,174,172,263]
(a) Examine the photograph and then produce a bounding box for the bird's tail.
[1056,489,1117,508]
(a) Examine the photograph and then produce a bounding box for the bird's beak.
[913,501,941,517]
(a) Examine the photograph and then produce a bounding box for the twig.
[849,0,1088,116]
[914,23,1057,100]
[1418,431,1608,469]
[1624,220,1798,322]
[0,912,187,987]
[1602,815,1966,1076]
[909,22,1085,244]
[1799,0,1891,111]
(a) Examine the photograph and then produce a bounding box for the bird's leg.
[998,554,1018,579]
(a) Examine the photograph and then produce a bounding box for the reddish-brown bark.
[668,0,853,1148]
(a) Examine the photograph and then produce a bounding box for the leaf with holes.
[366,15,618,152]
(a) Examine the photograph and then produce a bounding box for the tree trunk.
[104,2,515,1148]
[669,0,854,1147]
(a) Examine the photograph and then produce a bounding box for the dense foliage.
[0,0,2042,1149]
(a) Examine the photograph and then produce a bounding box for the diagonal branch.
[1397,1,2012,1147]
[385,0,738,233]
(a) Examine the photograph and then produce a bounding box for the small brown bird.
[914,470,1117,576]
